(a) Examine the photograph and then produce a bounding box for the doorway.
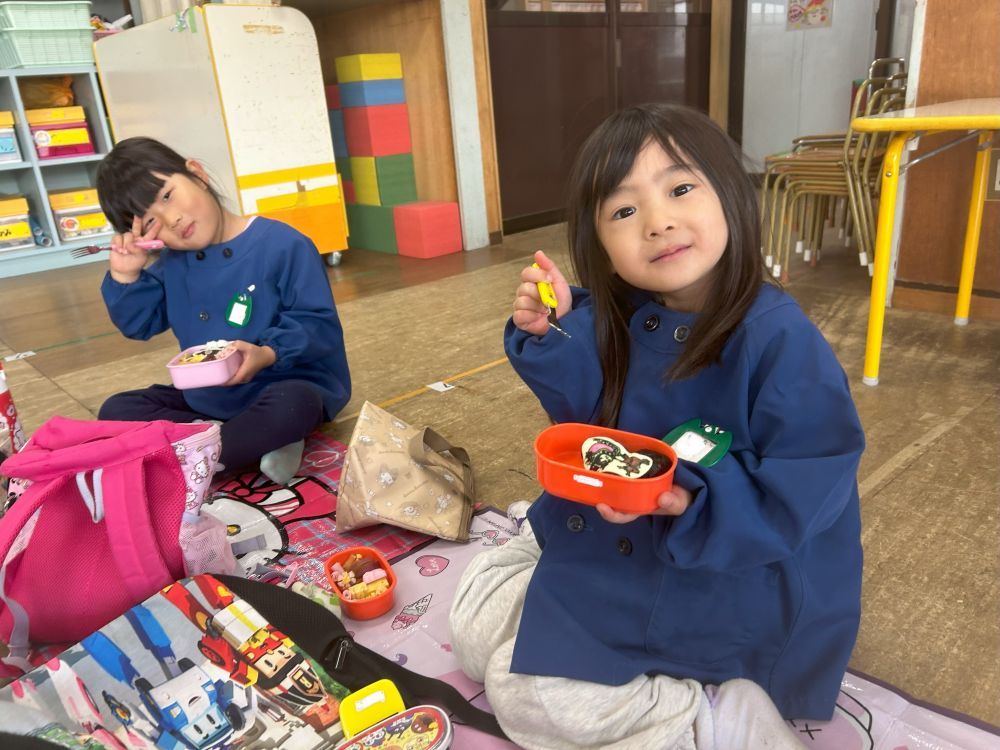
[486,0,712,233]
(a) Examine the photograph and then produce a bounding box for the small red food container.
[324,546,397,620]
[534,423,677,514]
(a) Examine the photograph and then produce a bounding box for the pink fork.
[69,239,165,259]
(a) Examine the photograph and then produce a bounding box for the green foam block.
[346,203,397,253]
[374,153,417,206]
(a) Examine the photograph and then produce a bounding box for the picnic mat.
[204,431,433,585]
[350,508,1000,750]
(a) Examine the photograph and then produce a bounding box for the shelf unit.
[0,65,113,279]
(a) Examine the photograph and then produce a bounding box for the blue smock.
[102,217,350,421]
[504,283,864,720]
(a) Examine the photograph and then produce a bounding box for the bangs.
[97,162,166,233]
[96,137,188,233]
[586,111,697,211]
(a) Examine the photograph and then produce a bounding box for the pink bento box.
[166,345,244,389]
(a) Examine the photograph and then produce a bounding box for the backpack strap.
[0,483,52,670]
[100,459,173,601]
[217,575,509,741]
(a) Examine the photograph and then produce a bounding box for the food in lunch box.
[581,435,673,479]
[176,340,233,365]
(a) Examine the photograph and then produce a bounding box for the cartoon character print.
[174,431,221,513]
[202,474,338,574]
[361,727,387,746]
[392,593,432,631]
[434,493,452,514]
[467,529,510,547]
[377,465,397,489]
[190,458,211,485]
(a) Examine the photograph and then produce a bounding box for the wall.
[891,0,1000,317]
[311,0,502,242]
[741,0,878,166]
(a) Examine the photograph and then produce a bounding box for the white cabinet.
[0,65,114,278]
[94,4,347,261]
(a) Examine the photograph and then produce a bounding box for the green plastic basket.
[0,1,92,30]
[0,27,93,68]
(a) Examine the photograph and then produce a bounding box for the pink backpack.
[0,417,221,671]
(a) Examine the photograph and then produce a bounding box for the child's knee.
[449,537,540,681]
[97,392,133,420]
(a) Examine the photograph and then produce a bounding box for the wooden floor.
[0,226,997,727]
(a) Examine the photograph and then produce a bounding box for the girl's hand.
[595,485,693,524]
[512,250,572,336]
[109,216,161,284]
[223,341,277,385]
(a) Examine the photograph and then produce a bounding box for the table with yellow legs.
[850,98,999,385]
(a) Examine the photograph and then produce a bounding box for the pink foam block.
[343,104,412,157]
[393,201,463,259]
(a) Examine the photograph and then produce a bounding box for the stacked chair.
[760,58,908,282]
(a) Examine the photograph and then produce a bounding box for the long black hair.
[565,104,767,427]
[96,137,221,233]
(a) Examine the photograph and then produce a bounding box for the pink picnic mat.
[204,431,432,587]
[349,509,1000,750]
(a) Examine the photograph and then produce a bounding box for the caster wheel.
[325,251,343,267]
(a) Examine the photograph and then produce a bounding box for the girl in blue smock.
[95,137,350,485]
[450,104,863,749]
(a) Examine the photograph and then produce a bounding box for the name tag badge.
[663,419,732,467]
[226,292,252,328]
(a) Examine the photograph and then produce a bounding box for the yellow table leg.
[953,130,993,326]
[863,133,911,386]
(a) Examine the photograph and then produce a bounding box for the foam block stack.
[328,53,462,258]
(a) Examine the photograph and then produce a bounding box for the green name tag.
[663,419,732,467]
[226,292,252,328]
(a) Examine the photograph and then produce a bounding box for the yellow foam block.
[335,53,402,83]
[349,156,380,205]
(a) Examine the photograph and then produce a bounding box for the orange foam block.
[393,201,462,259]
[343,104,411,157]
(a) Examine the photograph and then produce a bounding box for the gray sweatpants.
[449,532,805,750]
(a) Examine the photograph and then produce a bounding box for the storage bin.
[49,188,112,242]
[26,106,93,159]
[0,1,92,29]
[0,196,36,252]
[0,27,94,68]
[0,111,21,163]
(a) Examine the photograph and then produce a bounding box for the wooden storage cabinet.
[0,65,113,278]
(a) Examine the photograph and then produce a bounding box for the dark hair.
[566,103,767,427]
[96,137,221,233]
